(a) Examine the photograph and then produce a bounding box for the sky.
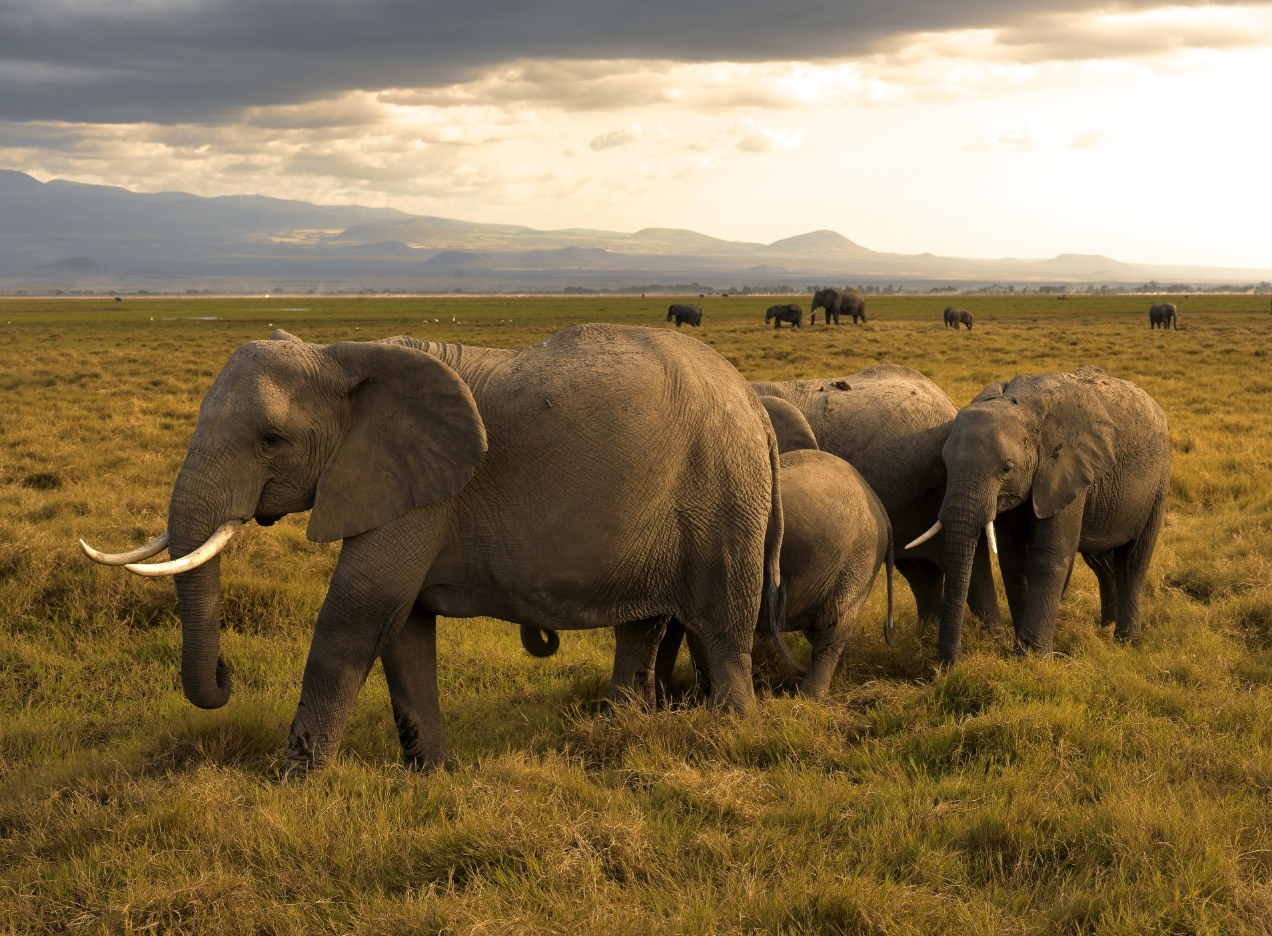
[2,1,1270,268]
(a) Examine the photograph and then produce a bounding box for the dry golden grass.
[2,293,1271,934]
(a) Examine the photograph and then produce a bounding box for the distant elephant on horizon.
[944,307,974,330]
[811,287,866,325]
[1149,302,1177,329]
[667,303,702,327]
[766,303,803,328]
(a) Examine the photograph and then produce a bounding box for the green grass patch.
[2,294,1272,933]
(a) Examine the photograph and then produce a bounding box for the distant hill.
[2,170,1268,291]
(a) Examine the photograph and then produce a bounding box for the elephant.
[924,365,1170,662]
[751,366,1003,636]
[667,303,702,327]
[944,307,974,330]
[766,303,803,329]
[81,324,783,776]
[811,287,866,325]
[639,448,894,700]
[1149,302,1177,330]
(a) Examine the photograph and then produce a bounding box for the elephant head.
[83,332,486,708]
[920,373,1117,661]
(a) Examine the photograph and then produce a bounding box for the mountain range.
[2,170,1267,292]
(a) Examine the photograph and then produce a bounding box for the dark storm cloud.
[0,1,1257,124]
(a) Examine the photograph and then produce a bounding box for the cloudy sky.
[2,1,1270,266]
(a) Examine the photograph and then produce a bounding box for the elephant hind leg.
[610,617,669,708]
[800,600,862,699]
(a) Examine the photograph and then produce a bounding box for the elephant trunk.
[168,463,235,709]
[936,479,997,663]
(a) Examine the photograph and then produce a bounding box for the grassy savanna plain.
[2,293,1272,934]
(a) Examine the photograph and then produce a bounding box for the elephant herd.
[82,321,1171,778]
[672,297,1185,332]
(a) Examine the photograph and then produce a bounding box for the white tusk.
[124,521,243,576]
[905,520,943,550]
[985,521,998,555]
[80,531,170,566]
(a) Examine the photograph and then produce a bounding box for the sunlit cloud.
[2,3,1271,267]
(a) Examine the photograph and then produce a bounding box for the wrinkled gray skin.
[936,366,1170,661]
[811,287,866,325]
[667,303,702,327]
[638,447,894,700]
[766,303,803,329]
[1149,303,1177,330]
[752,365,1003,635]
[944,307,974,330]
[161,323,781,776]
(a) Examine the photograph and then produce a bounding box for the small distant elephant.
[1149,303,1177,330]
[811,287,866,325]
[766,303,803,329]
[944,307,974,330]
[932,366,1170,662]
[667,304,702,327]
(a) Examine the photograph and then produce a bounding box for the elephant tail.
[883,521,896,647]
[763,424,804,675]
[520,625,560,657]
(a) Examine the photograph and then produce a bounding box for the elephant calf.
[766,303,803,329]
[944,307,974,330]
[648,447,894,700]
[1149,302,1177,330]
[667,303,702,327]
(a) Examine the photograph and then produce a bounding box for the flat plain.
[2,293,1271,935]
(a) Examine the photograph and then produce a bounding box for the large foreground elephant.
[811,288,866,325]
[83,324,782,775]
[929,366,1169,661]
[752,366,1003,634]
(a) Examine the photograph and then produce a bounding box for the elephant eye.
[260,430,286,448]
[1003,461,1016,473]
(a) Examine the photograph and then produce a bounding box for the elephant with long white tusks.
[933,365,1170,662]
[82,323,783,776]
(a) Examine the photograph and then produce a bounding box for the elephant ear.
[972,381,1008,403]
[307,341,487,542]
[1031,381,1117,520]
[759,396,819,453]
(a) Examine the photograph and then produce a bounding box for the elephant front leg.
[285,527,434,778]
[967,535,1005,631]
[1110,491,1167,642]
[1015,500,1085,653]
[896,558,943,626]
[1081,552,1118,628]
[994,504,1032,631]
[380,606,445,770]
[610,617,669,707]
